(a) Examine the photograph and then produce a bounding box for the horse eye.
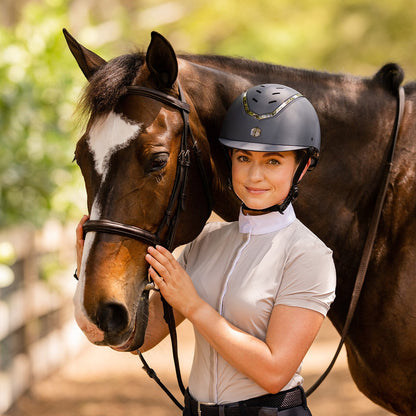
[148,152,169,172]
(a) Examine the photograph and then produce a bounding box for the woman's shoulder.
[197,220,237,241]
[285,219,333,255]
[178,220,237,267]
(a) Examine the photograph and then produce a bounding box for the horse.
[63,29,416,415]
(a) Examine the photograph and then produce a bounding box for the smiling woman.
[141,84,336,415]
[230,149,308,213]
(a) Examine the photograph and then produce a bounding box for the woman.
[77,84,336,415]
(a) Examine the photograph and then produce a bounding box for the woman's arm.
[146,245,324,393]
[139,291,185,352]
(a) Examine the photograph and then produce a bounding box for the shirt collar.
[238,203,296,235]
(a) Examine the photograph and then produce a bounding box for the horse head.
[64,30,212,351]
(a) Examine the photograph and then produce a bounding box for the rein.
[82,82,212,410]
[306,85,405,396]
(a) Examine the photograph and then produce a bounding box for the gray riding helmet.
[219,84,320,169]
[219,84,321,213]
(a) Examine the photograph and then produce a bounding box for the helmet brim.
[219,138,312,153]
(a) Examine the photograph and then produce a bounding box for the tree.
[0,0,83,227]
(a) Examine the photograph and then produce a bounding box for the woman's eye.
[237,155,249,162]
[148,153,169,172]
[267,159,280,165]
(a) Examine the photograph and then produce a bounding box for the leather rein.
[306,85,405,396]
[82,83,212,410]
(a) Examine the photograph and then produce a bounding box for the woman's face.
[231,149,304,211]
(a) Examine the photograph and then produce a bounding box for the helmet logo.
[250,127,262,137]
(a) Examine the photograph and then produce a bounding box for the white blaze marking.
[88,112,141,177]
[73,112,141,342]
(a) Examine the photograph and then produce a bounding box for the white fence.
[0,221,86,414]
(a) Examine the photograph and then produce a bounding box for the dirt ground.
[5,319,392,416]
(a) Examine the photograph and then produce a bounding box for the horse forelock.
[79,52,145,120]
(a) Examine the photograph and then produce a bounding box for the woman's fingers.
[75,215,89,273]
[145,248,170,278]
[76,215,89,242]
[148,266,165,287]
[146,246,176,274]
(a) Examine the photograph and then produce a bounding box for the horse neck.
[178,55,400,269]
[178,59,252,221]
[177,56,339,222]
[178,56,388,223]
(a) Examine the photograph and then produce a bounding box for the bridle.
[83,83,212,250]
[82,82,212,410]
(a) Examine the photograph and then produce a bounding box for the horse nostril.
[96,302,129,334]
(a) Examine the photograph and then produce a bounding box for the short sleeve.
[275,242,336,316]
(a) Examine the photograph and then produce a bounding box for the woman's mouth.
[245,186,268,195]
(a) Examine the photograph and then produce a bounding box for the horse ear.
[146,31,178,89]
[372,63,404,94]
[63,28,107,80]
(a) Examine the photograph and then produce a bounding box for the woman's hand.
[76,215,89,274]
[145,245,203,318]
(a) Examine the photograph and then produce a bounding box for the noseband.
[82,83,212,250]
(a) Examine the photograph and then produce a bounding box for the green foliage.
[1,0,416,228]
[100,0,416,80]
[0,0,83,227]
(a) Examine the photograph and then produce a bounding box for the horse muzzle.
[94,287,150,351]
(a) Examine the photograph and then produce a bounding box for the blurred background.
[1,0,415,414]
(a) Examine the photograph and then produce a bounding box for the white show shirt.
[178,204,336,404]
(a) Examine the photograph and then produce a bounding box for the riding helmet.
[219,84,321,212]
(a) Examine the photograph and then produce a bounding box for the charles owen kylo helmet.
[219,84,321,213]
[219,84,320,168]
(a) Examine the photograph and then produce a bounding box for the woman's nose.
[248,163,263,181]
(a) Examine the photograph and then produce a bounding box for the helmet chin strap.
[241,186,298,214]
[241,152,311,215]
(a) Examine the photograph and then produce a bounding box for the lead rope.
[306,85,405,396]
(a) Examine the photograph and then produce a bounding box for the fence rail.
[0,221,86,414]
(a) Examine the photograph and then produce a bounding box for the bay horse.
[64,29,416,415]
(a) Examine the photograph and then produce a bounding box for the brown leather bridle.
[82,82,212,410]
[83,83,212,250]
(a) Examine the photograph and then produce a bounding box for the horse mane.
[77,49,406,124]
[181,53,311,76]
[78,52,145,120]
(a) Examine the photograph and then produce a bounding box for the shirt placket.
[214,229,252,403]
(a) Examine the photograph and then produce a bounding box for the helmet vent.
[268,100,277,104]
